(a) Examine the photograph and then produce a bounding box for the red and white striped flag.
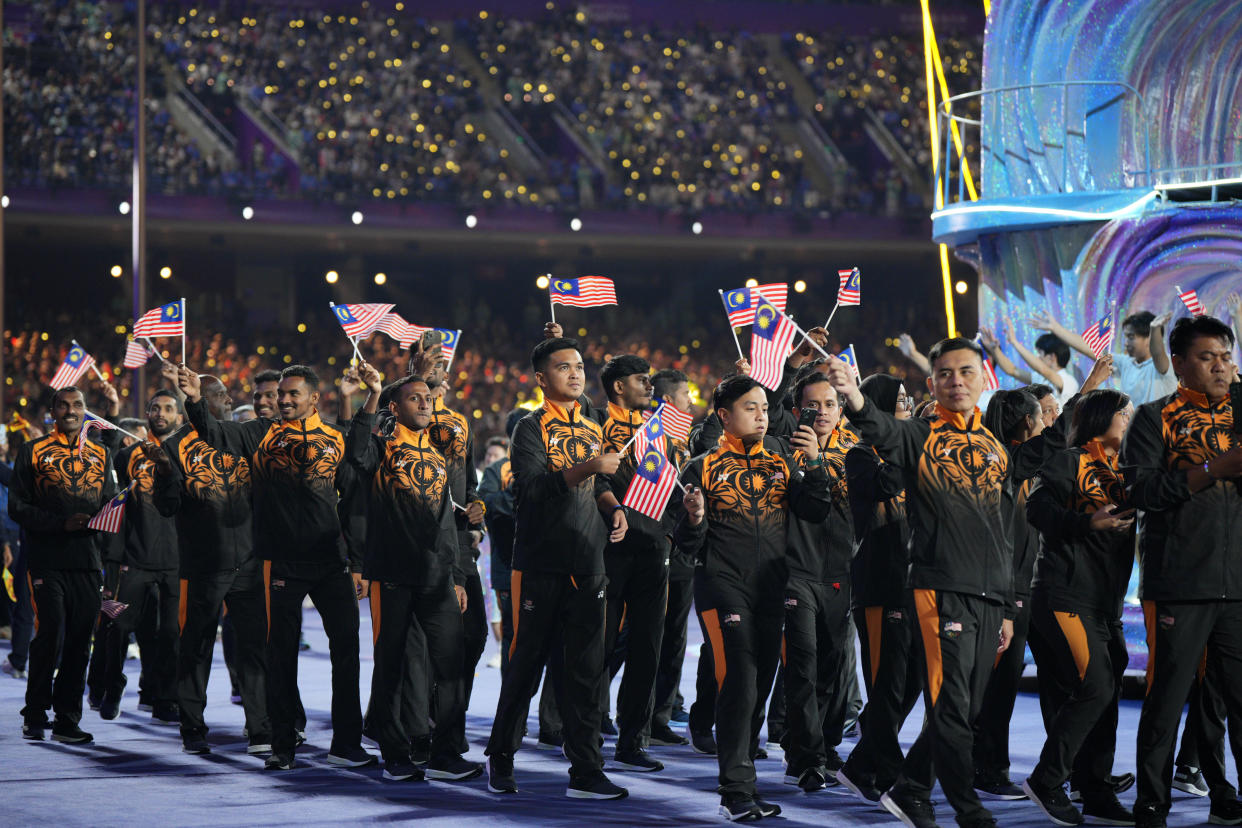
[1081,313,1115,358]
[1177,286,1206,316]
[407,325,459,360]
[374,311,415,349]
[749,297,798,391]
[49,345,96,389]
[622,447,679,521]
[658,404,693,444]
[973,335,1000,391]
[549,276,618,308]
[331,303,395,339]
[132,301,185,338]
[88,484,134,534]
[100,598,130,618]
[77,415,116,456]
[837,268,861,306]
[123,340,154,369]
[721,283,789,327]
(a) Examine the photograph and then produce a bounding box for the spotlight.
[465,214,478,229]
[535,275,550,289]
[159,266,172,279]
[110,265,123,278]
[242,205,254,220]
[794,280,807,293]
[954,280,968,295]
[691,221,703,235]
[326,270,339,284]
[1,195,8,208]
[351,210,364,225]
[374,272,387,285]
[119,201,131,215]
[569,217,582,232]
[745,278,759,288]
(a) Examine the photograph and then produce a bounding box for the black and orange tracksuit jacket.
[8,428,116,571]
[1121,385,1241,601]
[1027,441,1134,617]
[846,400,1015,615]
[115,439,179,572]
[428,397,479,570]
[345,411,463,588]
[153,425,254,578]
[846,446,908,609]
[184,399,356,570]
[600,402,688,545]
[510,399,611,576]
[674,433,832,599]
[785,428,856,585]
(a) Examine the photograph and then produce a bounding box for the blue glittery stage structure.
[933,0,1242,351]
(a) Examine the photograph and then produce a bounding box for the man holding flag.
[9,385,118,743]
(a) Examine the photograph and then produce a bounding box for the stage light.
[535,275,550,289]
[242,205,254,220]
[325,270,339,284]
[110,265,123,278]
[351,210,364,225]
[119,201,131,215]
[1,195,8,208]
[374,272,387,285]
[794,280,807,293]
[159,266,172,279]
[691,221,703,235]
[745,278,758,288]
[570,217,582,232]
[465,214,478,228]
[954,280,968,294]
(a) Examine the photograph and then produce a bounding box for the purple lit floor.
[0,605,1226,826]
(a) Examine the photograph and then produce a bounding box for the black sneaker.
[790,766,826,792]
[649,723,689,746]
[22,721,46,741]
[87,691,102,710]
[1112,773,1136,795]
[975,772,1027,800]
[690,729,717,755]
[880,789,941,828]
[247,738,273,756]
[841,715,860,739]
[600,717,618,737]
[326,746,378,767]
[566,772,628,800]
[264,752,295,771]
[1209,798,1242,826]
[410,734,431,766]
[753,747,769,761]
[1173,765,1209,797]
[536,731,564,751]
[1022,779,1084,826]
[1133,804,1167,828]
[1082,793,1135,826]
[824,749,844,772]
[754,797,782,817]
[836,765,882,802]
[719,793,763,821]
[99,694,120,721]
[383,758,425,782]
[299,634,311,652]
[487,754,517,794]
[426,756,483,781]
[294,729,306,748]
[51,720,93,744]
[151,703,180,724]
[613,748,664,773]
[183,736,211,755]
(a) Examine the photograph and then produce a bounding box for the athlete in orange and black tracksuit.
[485,398,614,785]
[1125,383,1242,823]
[845,398,1013,826]
[184,396,366,764]
[10,425,115,738]
[675,432,831,804]
[780,426,856,786]
[347,407,468,774]
[1024,438,1133,815]
[155,422,270,752]
[107,437,181,719]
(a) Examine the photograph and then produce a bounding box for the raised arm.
[1148,311,1172,376]
[177,365,264,456]
[980,327,1032,385]
[897,333,932,376]
[345,362,383,477]
[824,354,929,468]
[1005,319,1063,390]
[1030,309,1097,360]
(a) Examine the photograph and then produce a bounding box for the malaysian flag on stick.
[622,447,681,521]
[49,344,97,389]
[1177,285,1206,316]
[720,284,789,327]
[88,484,134,534]
[133,300,185,338]
[1081,313,1115,358]
[374,311,415,349]
[840,344,862,382]
[973,335,1000,390]
[408,325,460,362]
[100,598,130,619]
[837,268,861,306]
[750,297,800,391]
[620,403,670,458]
[330,302,395,339]
[123,340,155,369]
[548,276,617,322]
[658,403,693,444]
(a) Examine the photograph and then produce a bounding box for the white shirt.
[1054,367,1079,407]
[1112,353,1177,405]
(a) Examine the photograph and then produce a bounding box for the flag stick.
[350,337,364,366]
[786,318,833,360]
[180,297,187,364]
[83,409,144,441]
[143,338,169,365]
[616,403,666,456]
[549,284,557,325]
[71,340,106,380]
[823,299,842,329]
[717,290,746,361]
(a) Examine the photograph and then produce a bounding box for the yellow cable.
[921,0,958,336]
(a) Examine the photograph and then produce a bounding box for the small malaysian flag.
[133,300,185,338]
[88,484,133,534]
[49,345,96,390]
[622,447,679,522]
[837,268,861,306]
[750,297,798,391]
[1081,313,1115,358]
[331,303,395,339]
[839,344,862,381]
[408,325,459,361]
[658,403,693,444]
[549,276,618,308]
[721,284,789,327]
[374,311,415,349]
[123,340,154,369]
[100,598,130,619]
[634,404,669,458]
[973,335,1000,391]
[1177,286,1206,316]
[77,415,116,456]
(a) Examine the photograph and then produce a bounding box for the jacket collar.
[933,403,983,431]
[1083,438,1118,469]
[721,431,767,457]
[607,401,643,426]
[1177,384,1226,410]
[391,421,431,448]
[544,398,581,421]
[273,409,324,433]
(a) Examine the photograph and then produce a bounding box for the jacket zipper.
[964,426,989,599]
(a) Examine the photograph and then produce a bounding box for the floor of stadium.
[0,608,1225,827]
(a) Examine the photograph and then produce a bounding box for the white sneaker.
[1,660,27,680]
[486,653,501,669]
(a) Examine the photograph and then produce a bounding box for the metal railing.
[934,80,1152,208]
